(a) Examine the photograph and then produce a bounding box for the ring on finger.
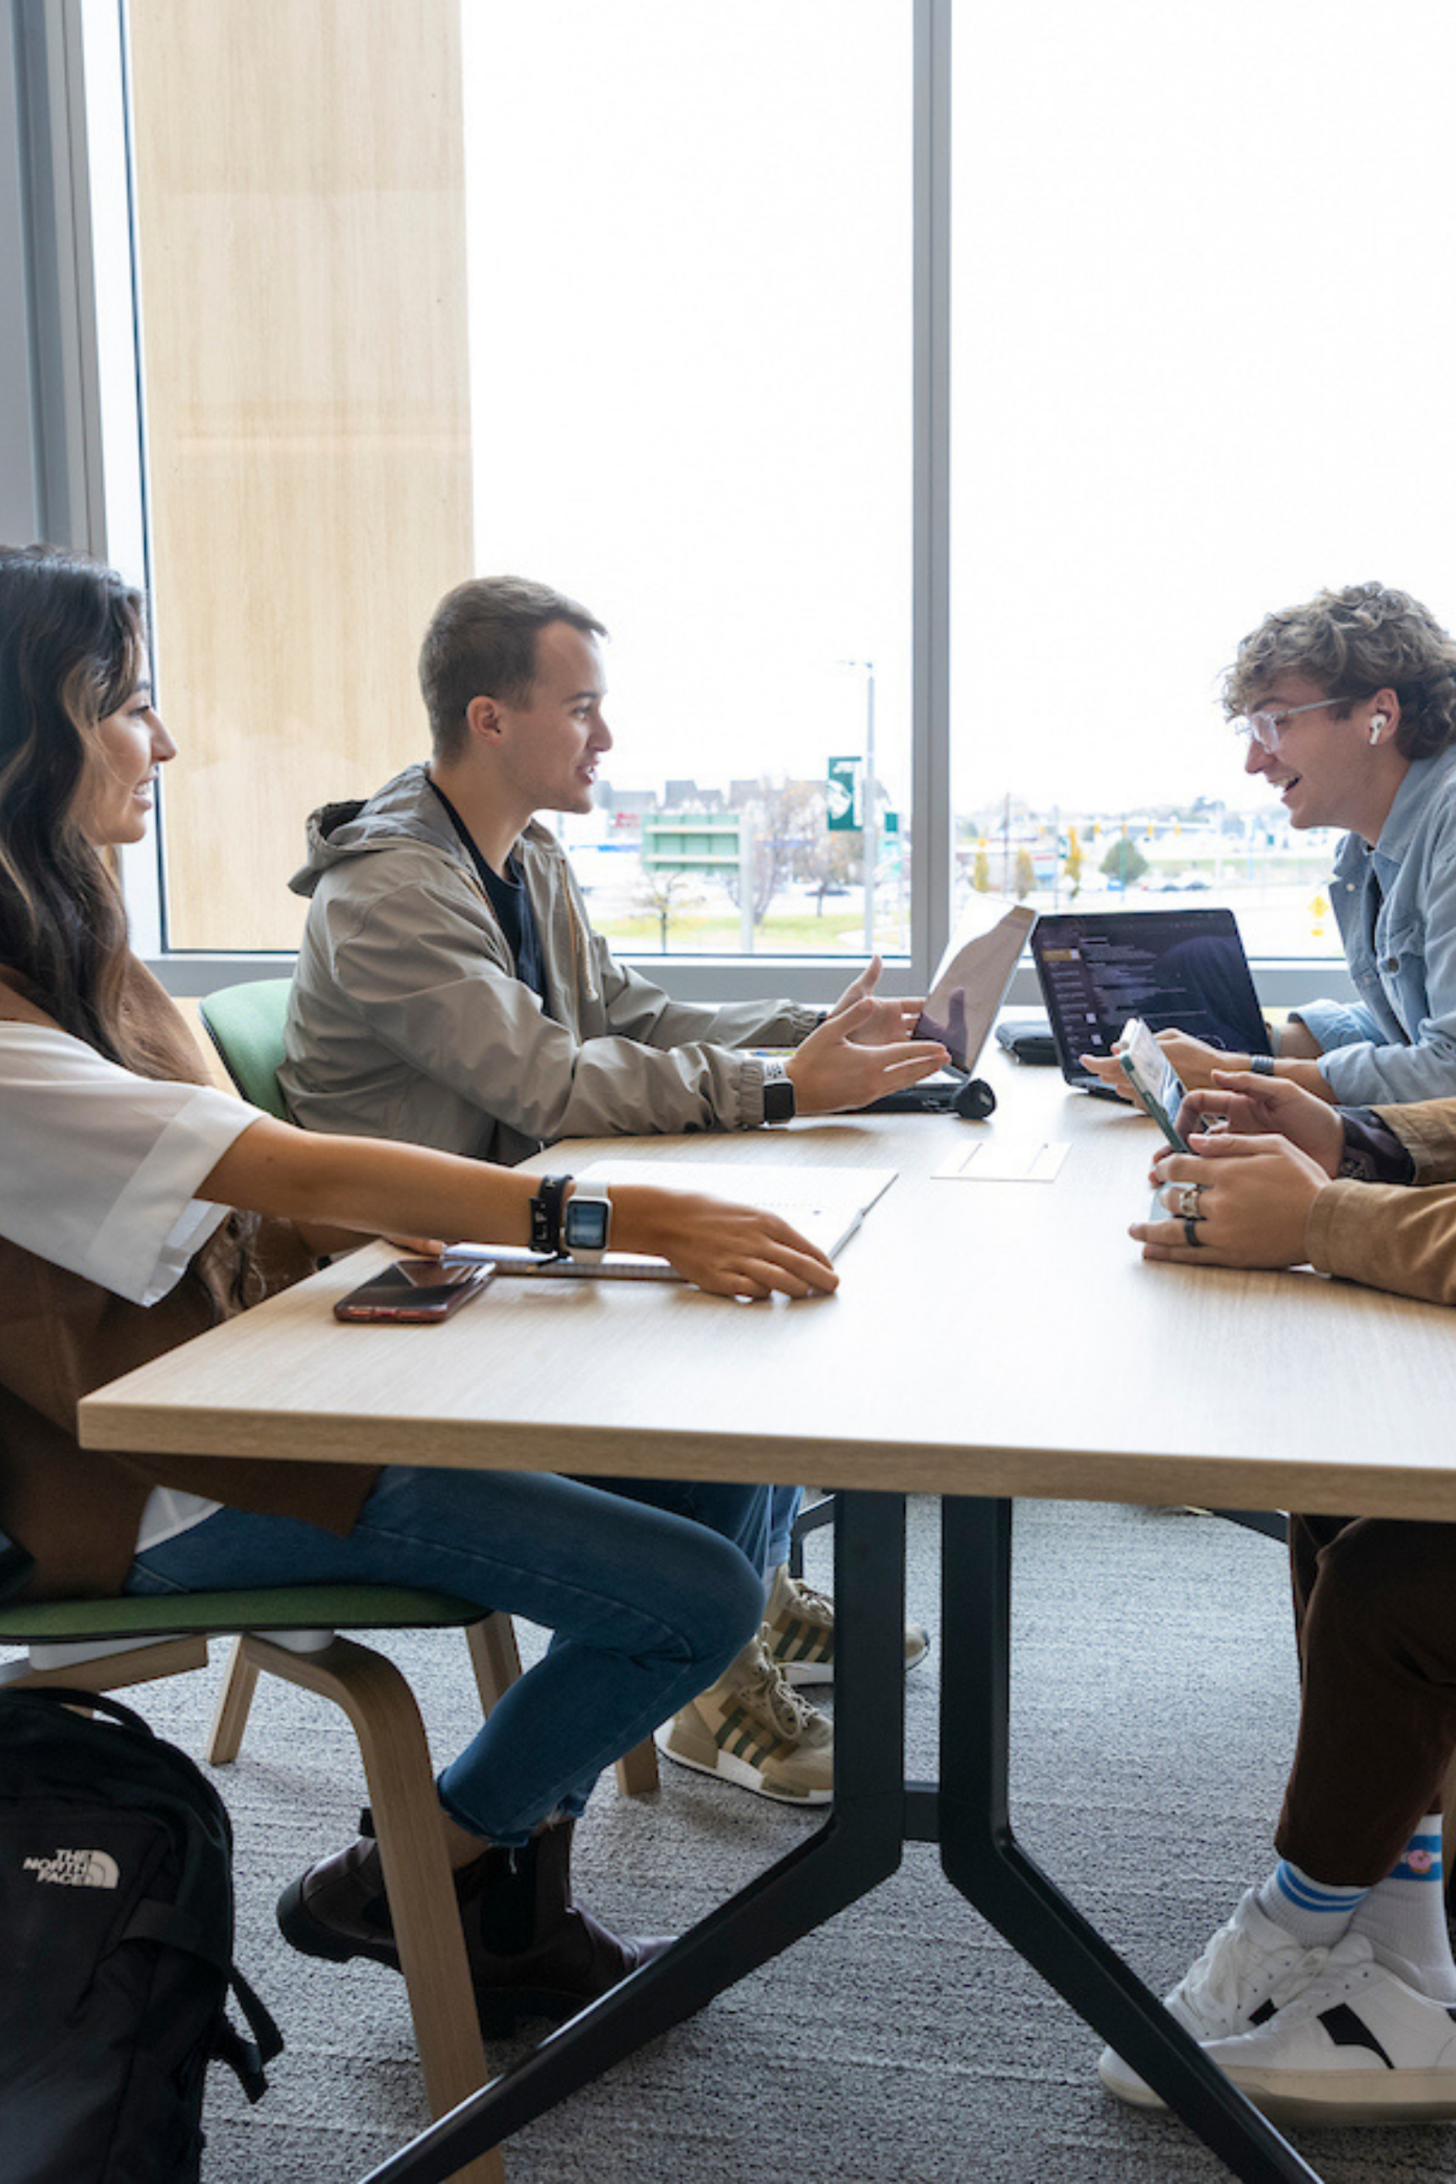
[1182,1216,1202,1249]
[1174,1182,1204,1220]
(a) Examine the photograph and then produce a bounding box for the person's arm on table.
[1131,1132,1331,1268]
[200,1117,838,1302]
[1171,1072,1348,1168]
[1130,1117,1456,1305]
[1081,1027,1336,1102]
[313,884,941,1140]
[596,939,923,1054]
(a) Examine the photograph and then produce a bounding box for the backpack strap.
[213,1966,285,2103]
[5,1685,158,1739]
[124,1897,230,1973]
[123,1903,284,2101]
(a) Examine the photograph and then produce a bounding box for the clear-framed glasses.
[1232,696,1360,753]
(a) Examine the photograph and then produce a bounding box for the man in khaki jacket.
[283,575,940,1808]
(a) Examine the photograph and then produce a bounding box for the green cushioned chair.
[197,977,294,1118]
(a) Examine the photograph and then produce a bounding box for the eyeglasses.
[1232,696,1360,753]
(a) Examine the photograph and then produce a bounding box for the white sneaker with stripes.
[1202,1939,1456,2123]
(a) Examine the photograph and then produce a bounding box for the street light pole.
[839,657,877,954]
[860,661,877,952]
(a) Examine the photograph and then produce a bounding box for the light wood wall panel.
[127,0,472,949]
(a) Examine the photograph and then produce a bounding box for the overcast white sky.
[463,0,1456,826]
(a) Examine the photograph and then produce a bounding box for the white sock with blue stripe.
[1255,1858,1366,1948]
[1348,1817,1456,2003]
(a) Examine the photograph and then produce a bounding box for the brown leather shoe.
[275,1826,420,1971]
[277,1814,671,2032]
[462,1819,673,2035]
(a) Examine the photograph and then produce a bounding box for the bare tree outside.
[726,778,859,928]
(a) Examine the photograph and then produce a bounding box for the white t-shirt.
[0,1020,267,1550]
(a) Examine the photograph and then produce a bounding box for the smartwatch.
[529,1173,573,1256]
[762,1059,797,1125]
[562,1183,613,1265]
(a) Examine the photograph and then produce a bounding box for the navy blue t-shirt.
[427,780,548,1007]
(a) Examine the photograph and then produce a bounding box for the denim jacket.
[1295,743,1456,1103]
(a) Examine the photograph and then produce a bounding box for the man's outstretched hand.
[824,954,925,1047]
[786,995,948,1114]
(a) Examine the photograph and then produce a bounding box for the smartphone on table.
[333,1258,496,1324]
[1117,1018,1190,1154]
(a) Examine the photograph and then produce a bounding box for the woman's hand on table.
[614,1186,839,1301]
[1129,1132,1328,1268]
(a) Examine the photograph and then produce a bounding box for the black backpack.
[0,1685,283,2183]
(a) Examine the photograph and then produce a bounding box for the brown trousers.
[1275,1514,1456,1885]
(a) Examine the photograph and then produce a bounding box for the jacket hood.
[290,764,461,898]
[288,763,566,899]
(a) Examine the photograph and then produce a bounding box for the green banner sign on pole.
[827,755,862,831]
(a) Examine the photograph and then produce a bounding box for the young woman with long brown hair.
[0,543,835,2025]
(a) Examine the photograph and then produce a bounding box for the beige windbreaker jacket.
[281,765,822,1167]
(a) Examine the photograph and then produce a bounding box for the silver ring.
[1175,1182,1204,1220]
[1183,1217,1202,1248]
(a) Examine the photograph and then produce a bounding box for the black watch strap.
[530,1173,573,1255]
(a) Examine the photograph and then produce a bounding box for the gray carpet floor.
[16,1498,1456,2184]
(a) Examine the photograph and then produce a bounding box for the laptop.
[1030,906,1271,1093]
[873,898,1036,1112]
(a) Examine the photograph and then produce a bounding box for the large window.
[18,2,1456,994]
[951,0,1456,959]
[121,0,912,969]
[462,3,912,964]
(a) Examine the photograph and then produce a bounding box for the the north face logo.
[22,1848,121,1888]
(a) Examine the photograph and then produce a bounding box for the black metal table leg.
[358,1495,911,2184]
[936,1495,1323,2184]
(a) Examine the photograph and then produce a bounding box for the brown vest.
[0,963,376,1598]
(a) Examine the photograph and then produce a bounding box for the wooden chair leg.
[242,1633,504,2184]
[465,1612,521,1714]
[206,1635,261,1764]
[613,1736,660,1798]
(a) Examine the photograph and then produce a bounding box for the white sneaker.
[1202,1938,1456,2123]
[1098,1889,1337,2108]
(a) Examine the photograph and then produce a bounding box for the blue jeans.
[767,1484,802,1572]
[127,1467,769,1844]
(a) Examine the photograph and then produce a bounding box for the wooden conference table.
[79,1049,1456,2184]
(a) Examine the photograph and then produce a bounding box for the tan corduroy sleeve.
[1307,1176,1456,1306]
[1374,1098,1456,1186]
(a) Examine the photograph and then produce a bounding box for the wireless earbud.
[1370,714,1388,743]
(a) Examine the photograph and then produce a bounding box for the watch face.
[763,1076,796,1122]
[565,1198,610,1250]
